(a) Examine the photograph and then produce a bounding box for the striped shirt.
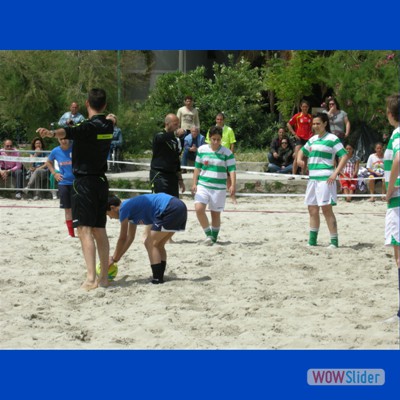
[384,127,400,209]
[301,133,347,181]
[195,144,236,190]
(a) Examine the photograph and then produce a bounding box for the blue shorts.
[59,185,72,209]
[152,197,187,232]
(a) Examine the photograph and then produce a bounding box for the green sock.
[330,234,339,248]
[204,227,212,238]
[308,229,319,246]
[211,226,220,243]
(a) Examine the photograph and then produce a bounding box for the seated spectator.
[58,102,85,128]
[0,138,24,199]
[107,114,123,172]
[339,143,360,202]
[181,126,205,171]
[24,137,49,200]
[268,127,293,164]
[267,139,293,174]
[366,142,386,202]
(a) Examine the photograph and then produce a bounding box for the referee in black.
[150,113,185,197]
[37,88,114,291]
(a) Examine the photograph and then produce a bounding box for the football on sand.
[96,262,118,281]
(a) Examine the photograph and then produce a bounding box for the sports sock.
[204,227,212,238]
[161,260,166,280]
[308,228,319,246]
[66,220,75,237]
[151,263,164,284]
[330,234,339,248]
[211,226,220,243]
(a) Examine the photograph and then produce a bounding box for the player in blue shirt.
[106,193,187,284]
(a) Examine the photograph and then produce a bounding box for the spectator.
[287,100,313,175]
[181,126,205,171]
[366,142,386,202]
[24,137,49,200]
[0,138,24,199]
[323,96,351,142]
[297,112,348,248]
[107,193,187,284]
[192,125,236,245]
[37,88,114,291]
[45,137,75,238]
[58,101,85,128]
[339,143,360,202]
[267,139,293,174]
[206,112,237,203]
[206,113,236,152]
[268,126,293,164]
[176,95,200,148]
[107,113,123,172]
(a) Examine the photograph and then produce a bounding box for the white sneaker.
[52,194,58,200]
[33,195,40,201]
[15,192,22,200]
[327,244,338,249]
[22,186,29,194]
[204,237,214,246]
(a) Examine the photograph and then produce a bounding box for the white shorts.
[385,207,400,246]
[194,184,226,212]
[305,180,337,207]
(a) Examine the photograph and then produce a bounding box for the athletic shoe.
[327,244,338,249]
[22,186,29,194]
[52,192,58,200]
[151,278,164,284]
[15,192,22,200]
[33,195,40,201]
[204,237,214,246]
[307,243,317,247]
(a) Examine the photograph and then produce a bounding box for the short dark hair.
[184,95,193,101]
[325,96,341,111]
[386,93,400,123]
[107,194,121,211]
[88,88,107,111]
[209,125,223,137]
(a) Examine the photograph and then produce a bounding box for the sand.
[0,195,398,349]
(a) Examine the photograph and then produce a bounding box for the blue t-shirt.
[47,145,74,185]
[119,193,172,225]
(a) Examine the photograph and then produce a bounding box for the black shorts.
[150,169,179,198]
[72,175,109,228]
[152,197,187,232]
[59,185,72,209]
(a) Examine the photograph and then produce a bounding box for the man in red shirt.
[287,100,313,175]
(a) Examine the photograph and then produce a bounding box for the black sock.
[151,263,164,284]
[161,260,166,276]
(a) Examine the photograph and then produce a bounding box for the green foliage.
[263,51,326,119]
[322,50,399,134]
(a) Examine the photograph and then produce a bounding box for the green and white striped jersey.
[195,144,236,190]
[384,127,400,209]
[301,133,347,181]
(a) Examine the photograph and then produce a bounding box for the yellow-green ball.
[96,262,118,281]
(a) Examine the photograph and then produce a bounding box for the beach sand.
[0,195,398,349]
